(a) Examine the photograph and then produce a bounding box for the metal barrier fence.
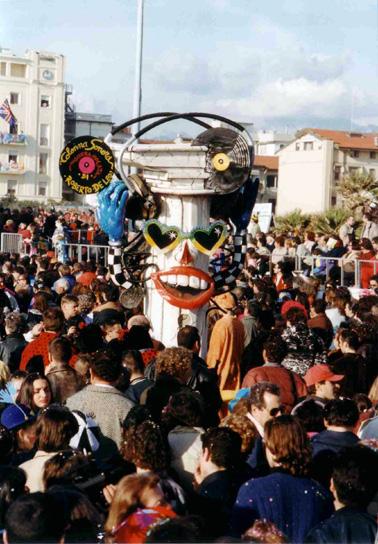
[270,255,378,288]
[60,243,109,263]
[0,233,23,254]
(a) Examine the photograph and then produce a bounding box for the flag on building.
[0,99,17,127]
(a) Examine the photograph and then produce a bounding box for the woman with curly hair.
[122,419,186,515]
[231,415,334,543]
[220,413,257,457]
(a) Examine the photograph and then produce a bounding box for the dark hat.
[0,404,35,430]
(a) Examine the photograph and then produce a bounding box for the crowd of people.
[245,212,378,288]
[0,205,377,543]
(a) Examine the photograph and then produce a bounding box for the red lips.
[151,266,215,309]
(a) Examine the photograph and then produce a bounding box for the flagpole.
[133,0,144,136]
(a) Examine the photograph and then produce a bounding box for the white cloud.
[200,77,349,120]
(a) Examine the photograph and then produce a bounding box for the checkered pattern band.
[212,228,247,293]
[108,246,133,289]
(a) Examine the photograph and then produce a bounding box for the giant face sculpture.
[65,113,258,346]
[143,219,227,309]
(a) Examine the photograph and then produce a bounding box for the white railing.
[56,243,109,263]
[271,255,378,288]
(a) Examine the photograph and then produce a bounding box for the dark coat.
[311,430,359,457]
[305,507,377,544]
[0,333,27,373]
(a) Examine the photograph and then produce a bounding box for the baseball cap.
[304,365,344,387]
[0,404,35,430]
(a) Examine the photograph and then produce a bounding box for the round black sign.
[59,136,115,195]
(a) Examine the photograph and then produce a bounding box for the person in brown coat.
[242,333,307,411]
[46,336,82,403]
[207,293,245,394]
[307,299,334,348]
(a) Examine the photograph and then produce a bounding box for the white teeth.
[200,279,208,290]
[166,275,177,286]
[189,276,200,289]
[177,275,189,287]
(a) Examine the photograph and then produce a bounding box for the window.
[266,175,277,188]
[295,142,300,151]
[8,154,18,164]
[40,95,50,108]
[9,123,18,135]
[331,196,337,206]
[10,64,26,78]
[38,183,47,196]
[304,142,313,151]
[370,152,376,160]
[7,180,16,195]
[39,153,48,174]
[0,62,6,76]
[334,166,341,181]
[369,169,376,180]
[40,124,49,146]
[350,150,359,158]
[9,93,19,105]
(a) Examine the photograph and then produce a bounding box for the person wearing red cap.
[292,365,344,413]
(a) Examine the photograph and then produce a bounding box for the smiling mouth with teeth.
[151,266,215,310]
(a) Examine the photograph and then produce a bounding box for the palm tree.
[336,172,378,215]
[273,209,311,235]
[310,208,354,237]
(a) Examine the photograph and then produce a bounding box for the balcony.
[0,133,28,145]
[0,162,25,175]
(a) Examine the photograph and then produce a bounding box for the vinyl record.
[59,136,115,195]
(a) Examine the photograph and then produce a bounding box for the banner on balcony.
[59,136,115,195]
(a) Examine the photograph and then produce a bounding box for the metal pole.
[133,0,144,134]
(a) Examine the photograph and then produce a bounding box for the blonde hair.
[105,473,160,537]
[368,377,378,404]
[0,361,10,389]
[220,413,257,454]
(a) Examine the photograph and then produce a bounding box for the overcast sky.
[2,0,378,136]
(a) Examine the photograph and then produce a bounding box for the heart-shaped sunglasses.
[143,220,228,255]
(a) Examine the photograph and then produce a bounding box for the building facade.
[253,129,293,155]
[0,48,65,202]
[276,128,378,215]
[252,155,279,212]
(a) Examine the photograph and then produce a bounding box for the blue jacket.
[230,470,334,544]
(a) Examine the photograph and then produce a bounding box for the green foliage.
[310,208,353,237]
[336,172,378,214]
[273,209,311,234]
[274,207,361,237]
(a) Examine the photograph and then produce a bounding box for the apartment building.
[253,129,294,155]
[276,128,378,214]
[252,155,279,212]
[0,48,65,201]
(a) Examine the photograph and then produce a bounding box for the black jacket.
[145,353,222,427]
[311,430,360,488]
[306,507,377,543]
[0,333,27,373]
